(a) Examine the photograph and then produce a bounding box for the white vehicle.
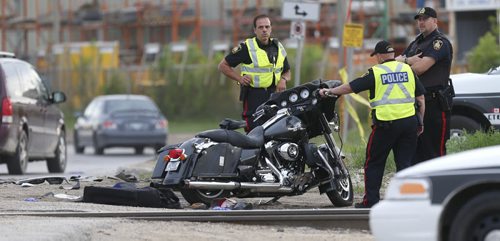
[451,66,500,136]
[370,145,500,241]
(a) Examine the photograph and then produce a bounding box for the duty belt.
[425,92,438,99]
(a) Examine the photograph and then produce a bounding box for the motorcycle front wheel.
[325,171,354,207]
[180,188,230,205]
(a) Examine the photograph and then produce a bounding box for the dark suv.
[0,52,67,174]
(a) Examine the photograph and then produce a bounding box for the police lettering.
[381,72,409,85]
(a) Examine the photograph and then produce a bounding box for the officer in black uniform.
[218,14,291,132]
[396,7,454,165]
[319,40,426,208]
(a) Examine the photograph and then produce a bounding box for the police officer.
[319,40,425,208]
[396,7,454,165]
[218,14,291,132]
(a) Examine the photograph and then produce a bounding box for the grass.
[447,129,500,154]
[341,128,500,173]
[168,119,220,134]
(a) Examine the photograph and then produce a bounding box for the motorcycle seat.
[196,126,264,149]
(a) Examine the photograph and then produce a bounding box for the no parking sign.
[290,21,306,39]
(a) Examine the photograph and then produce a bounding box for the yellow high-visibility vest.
[241,37,286,88]
[370,61,416,121]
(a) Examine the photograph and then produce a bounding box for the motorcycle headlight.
[384,177,431,200]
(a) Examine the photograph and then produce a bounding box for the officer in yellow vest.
[319,40,426,208]
[218,14,291,132]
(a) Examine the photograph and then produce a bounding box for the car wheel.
[450,115,481,137]
[7,130,29,175]
[93,133,104,155]
[449,191,500,241]
[73,130,85,154]
[134,147,144,155]
[47,130,67,173]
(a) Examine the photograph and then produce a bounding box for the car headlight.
[385,178,431,200]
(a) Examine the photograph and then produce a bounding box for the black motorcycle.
[151,79,353,207]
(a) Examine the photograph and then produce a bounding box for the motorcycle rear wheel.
[180,189,230,206]
[325,174,354,207]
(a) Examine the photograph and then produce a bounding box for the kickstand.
[262,196,282,205]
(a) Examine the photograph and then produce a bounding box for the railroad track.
[0,208,370,230]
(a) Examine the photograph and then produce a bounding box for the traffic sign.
[282,1,320,22]
[342,23,364,48]
[290,21,306,39]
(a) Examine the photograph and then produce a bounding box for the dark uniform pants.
[362,115,418,207]
[242,86,275,132]
[412,96,450,165]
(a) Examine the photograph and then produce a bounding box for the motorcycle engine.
[276,143,300,161]
[273,142,303,186]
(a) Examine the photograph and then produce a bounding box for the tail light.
[164,148,187,162]
[1,97,13,123]
[102,120,117,129]
[155,119,168,129]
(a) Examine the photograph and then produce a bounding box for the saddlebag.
[192,143,241,178]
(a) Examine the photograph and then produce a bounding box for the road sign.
[282,1,320,22]
[342,23,364,48]
[290,21,306,39]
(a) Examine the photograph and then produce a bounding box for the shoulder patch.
[231,45,242,54]
[433,40,443,50]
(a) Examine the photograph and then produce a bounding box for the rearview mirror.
[52,91,66,104]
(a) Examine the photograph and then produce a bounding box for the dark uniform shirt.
[349,59,425,122]
[225,38,290,74]
[402,29,453,89]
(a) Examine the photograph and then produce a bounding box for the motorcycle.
[151,79,354,207]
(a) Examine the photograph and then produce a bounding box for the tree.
[467,16,500,73]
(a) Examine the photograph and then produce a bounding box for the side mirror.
[74,111,83,118]
[52,91,67,104]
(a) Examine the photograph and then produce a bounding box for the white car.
[370,145,500,241]
[451,66,500,136]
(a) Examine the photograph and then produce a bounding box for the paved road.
[0,133,194,178]
[0,145,157,178]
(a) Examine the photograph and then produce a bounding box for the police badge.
[433,40,443,50]
[231,45,242,54]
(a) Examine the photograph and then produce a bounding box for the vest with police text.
[371,61,416,121]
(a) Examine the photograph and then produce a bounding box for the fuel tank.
[264,115,305,141]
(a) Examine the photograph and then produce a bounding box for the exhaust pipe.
[185,180,293,193]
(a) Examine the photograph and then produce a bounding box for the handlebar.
[313,89,338,98]
[253,104,278,121]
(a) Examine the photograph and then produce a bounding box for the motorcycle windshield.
[258,79,342,138]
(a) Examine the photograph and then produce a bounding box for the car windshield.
[104,99,158,114]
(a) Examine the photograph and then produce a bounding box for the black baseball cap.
[414,7,437,19]
[370,40,395,56]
